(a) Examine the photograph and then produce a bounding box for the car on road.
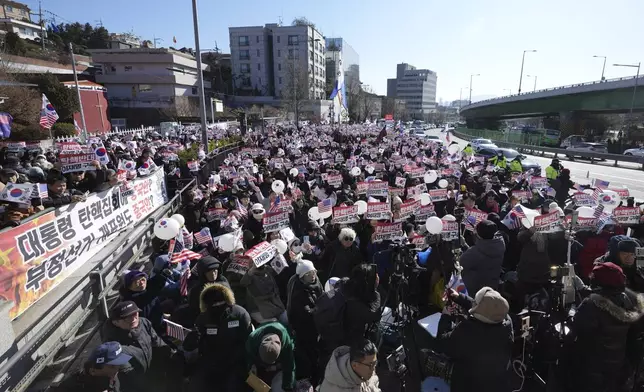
[476,143,498,152]
[623,147,644,157]
[425,135,444,145]
[471,138,495,148]
[475,147,541,173]
[565,142,608,159]
[411,128,426,138]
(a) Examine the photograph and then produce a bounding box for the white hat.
[251,203,264,212]
[296,260,316,277]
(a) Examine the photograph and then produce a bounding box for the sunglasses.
[342,236,355,242]
[252,210,264,214]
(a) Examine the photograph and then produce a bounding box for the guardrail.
[0,143,239,392]
[453,129,644,170]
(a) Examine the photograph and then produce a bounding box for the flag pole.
[69,43,88,142]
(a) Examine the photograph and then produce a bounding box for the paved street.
[424,128,644,201]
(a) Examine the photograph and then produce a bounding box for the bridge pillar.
[559,111,583,137]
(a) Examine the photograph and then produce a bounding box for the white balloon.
[438,179,449,189]
[355,200,368,215]
[289,168,299,177]
[170,214,185,228]
[271,239,288,255]
[218,233,236,252]
[308,206,320,220]
[154,218,181,240]
[272,180,285,194]
[448,144,461,155]
[419,193,431,206]
[443,214,456,222]
[350,167,361,177]
[425,216,443,234]
[424,170,438,184]
[365,166,375,174]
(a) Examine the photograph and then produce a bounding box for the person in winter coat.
[243,203,266,248]
[241,263,287,324]
[102,301,174,392]
[576,228,623,280]
[187,256,230,318]
[338,264,381,347]
[287,260,324,381]
[324,227,364,280]
[440,287,514,392]
[119,270,167,333]
[246,321,296,392]
[183,283,252,392]
[460,220,505,295]
[595,236,644,292]
[320,339,381,392]
[567,262,644,392]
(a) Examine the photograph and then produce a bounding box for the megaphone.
[517,204,540,229]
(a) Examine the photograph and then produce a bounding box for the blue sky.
[29,0,644,102]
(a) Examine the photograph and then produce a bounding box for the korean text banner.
[0,168,167,319]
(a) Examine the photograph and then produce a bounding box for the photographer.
[566,262,644,392]
[440,287,514,392]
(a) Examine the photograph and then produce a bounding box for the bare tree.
[281,58,313,123]
[159,96,199,121]
[292,17,316,29]
[0,63,41,127]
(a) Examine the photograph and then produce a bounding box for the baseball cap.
[89,342,132,366]
[109,301,140,320]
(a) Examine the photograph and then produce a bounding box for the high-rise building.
[229,23,326,99]
[387,63,437,119]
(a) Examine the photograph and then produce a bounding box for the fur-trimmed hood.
[589,289,644,323]
[199,282,235,313]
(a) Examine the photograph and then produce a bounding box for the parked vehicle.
[565,142,607,159]
[623,147,644,156]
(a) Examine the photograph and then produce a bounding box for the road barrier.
[0,143,240,392]
[453,129,644,170]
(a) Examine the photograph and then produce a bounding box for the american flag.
[169,238,203,264]
[179,268,190,296]
[194,228,212,245]
[593,179,610,189]
[269,194,282,213]
[39,94,59,129]
[318,198,332,214]
[235,198,248,218]
[164,319,191,342]
[513,205,527,219]
[593,204,605,219]
[501,210,523,230]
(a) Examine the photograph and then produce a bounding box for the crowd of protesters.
[30,122,644,392]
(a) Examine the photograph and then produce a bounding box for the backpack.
[313,285,347,346]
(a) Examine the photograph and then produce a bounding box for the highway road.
[424,128,644,201]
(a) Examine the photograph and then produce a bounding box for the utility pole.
[69,43,88,142]
[38,0,44,50]
[191,0,209,153]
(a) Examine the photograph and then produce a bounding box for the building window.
[288,35,298,45]
[241,77,251,87]
[256,49,260,57]
[138,84,152,92]
[240,63,251,73]
[192,86,198,95]
[259,77,261,85]
[278,63,281,71]
[288,49,298,59]
[277,36,280,43]
[257,63,261,71]
[310,51,313,61]
[279,77,282,84]
[277,49,281,57]
[239,36,249,46]
[256,36,259,43]
[239,50,250,60]
[124,65,132,72]
[18,27,26,35]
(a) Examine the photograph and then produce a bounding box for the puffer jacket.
[460,235,505,295]
[568,289,644,392]
[286,274,323,339]
[240,266,285,321]
[325,240,364,279]
[187,256,230,316]
[516,229,551,284]
[319,346,380,392]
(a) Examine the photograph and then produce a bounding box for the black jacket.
[103,317,168,374]
[439,295,514,392]
[342,282,381,346]
[119,274,167,332]
[242,216,264,247]
[460,235,505,295]
[286,275,323,339]
[54,370,119,392]
[325,240,364,280]
[183,283,252,373]
[568,289,644,392]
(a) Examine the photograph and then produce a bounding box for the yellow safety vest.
[509,160,522,172]
[546,166,559,180]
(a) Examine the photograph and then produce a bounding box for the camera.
[386,345,408,377]
[549,265,570,280]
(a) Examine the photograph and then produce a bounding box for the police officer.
[509,156,523,173]
[463,143,474,156]
[489,151,507,169]
[546,158,561,181]
[183,283,253,392]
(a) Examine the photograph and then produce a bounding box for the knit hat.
[469,287,509,324]
[591,262,626,289]
[124,270,147,288]
[296,260,316,277]
[618,240,638,254]
[259,334,281,364]
[476,220,497,240]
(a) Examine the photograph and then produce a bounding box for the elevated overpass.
[460,75,644,122]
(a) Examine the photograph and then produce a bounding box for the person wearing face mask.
[243,203,266,248]
[183,283,253,392]
[324,227,364,280]
[286,260,323,382]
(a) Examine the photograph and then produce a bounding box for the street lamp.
[613,62,641,129]
[593,55,607,81]
[526,75,538,92]
[191,0,209,152]
[518,49,537,94]
[458,86,469,111]
[469,74,480,104]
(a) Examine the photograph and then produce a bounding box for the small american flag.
[33,183,48,199]
[194,228,212,245]
[169,239,203,264]
[593,179,610,189]
[164,319,191,342]
[235,198,248,218]
[318,198,332,214]
[39,94,59,129]
[593,204,605,219]
[592,187,603,201]
[179,268,190,297]
[514,205,527,219]
[269,194,281,213]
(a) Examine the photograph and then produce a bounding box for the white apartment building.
[229,23,326,100]
[387,63,437,119]
[0,0,46,41]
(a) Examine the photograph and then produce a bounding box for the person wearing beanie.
[187,256,230,321]
[118,269,167,333]
[459,220,506,295]
[245,321,296,392]
[568,262,644,392]
[595,235,644,292]
[183,283,252,392]
[286,260,323,381]
[440,287,513,392]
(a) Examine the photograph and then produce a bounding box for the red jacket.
[577,228,624,279]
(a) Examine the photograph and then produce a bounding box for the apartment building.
[0,0,46,41]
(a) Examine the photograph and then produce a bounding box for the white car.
[623,147,644,157]
[425,135,444,145]
[566,142,607,159]
[476,143,498,151]
[471,138,495,148]
[411,128,426,138]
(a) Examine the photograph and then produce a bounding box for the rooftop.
[87,47,200,61]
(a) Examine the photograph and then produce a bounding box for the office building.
[229,23,326,99]
[387,63,437,119]
[90,47,211,127]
